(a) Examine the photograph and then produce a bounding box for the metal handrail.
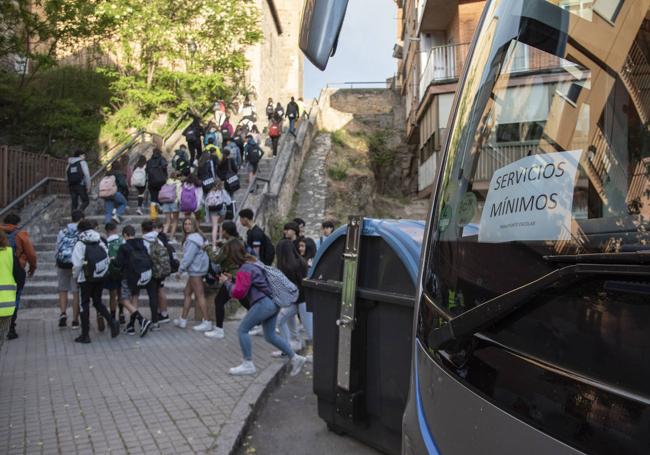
[0,177,66,219]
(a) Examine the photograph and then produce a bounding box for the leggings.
[213,284,249,328]
[136,186,146,208]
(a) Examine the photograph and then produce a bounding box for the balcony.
[419,43,469,101]
[418,0,459,33]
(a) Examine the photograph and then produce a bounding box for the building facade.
[396,0,486,196]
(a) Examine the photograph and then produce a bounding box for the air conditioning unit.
[393,43,404,59]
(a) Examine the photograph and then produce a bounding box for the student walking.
[239,209,275,265]
[55,210,84,328]
[0,230,19,327]
[153,219,176,323]
[274,102,285,121]
[104,222,125,325]
[141,220,167,327]
[1,213,37,340]
[219,242,306,376]
[179,175,204,221]
[214,99,226,127]
[171,145,191,176]
[205,182,231,247]
[286,97,299,136]
[183,117,204,163]
[217,149,239,197]
[221,116,234,141]
[268,117,282,157]
[244,135,263,188]
[146,148,168,208]
[158,172,182,241]
[173,218,211,331]
[66,150,92,215]
[131,155,148,215]
[265,98,275,122]
[100,163,128,224]
[71,220,120,344]
[274,239,313,357]
[114,225,153,337]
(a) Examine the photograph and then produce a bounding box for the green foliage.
[366,129,398,194]
[327,161,349,181]
[331,129,346,148]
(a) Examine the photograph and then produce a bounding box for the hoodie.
[1,224,37,273]
[225,262,272,306]
[179,233,209,276]
[72,230,106,283]
[66,157,91,188]
[142,231,164,254]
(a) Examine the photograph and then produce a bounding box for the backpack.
[180,184,198,212]
[147,159,167,187]
[172,152,189,172]
[99,175,117,198]
[205,189,224,208]
[158,183,177,204]
[205,131,217,145]
[83,241,109,283]
[247,144,263,164]
[146,239,172,279]
[269,123,281,138]
[254,263,298,308]
[6,230,26,289]
[107,237,123,281]
[67,161,84,186]
[205,144,223,162]
[56,227,78,269]
[132,167,146,187]
[197,159,216,188]
[225,171,240,193]
[125,243,153,288]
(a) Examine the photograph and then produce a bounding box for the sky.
[303,0,398,100]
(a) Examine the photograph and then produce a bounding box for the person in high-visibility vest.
[0,230,17,320]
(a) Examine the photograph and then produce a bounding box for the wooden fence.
[0,146,68,209]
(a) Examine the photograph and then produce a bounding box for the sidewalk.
[0,309,285,455]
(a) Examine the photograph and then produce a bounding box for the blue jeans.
[238,296,294,361]
[289,118,296,134]
[278,302,312,345]
[104,192,127,223]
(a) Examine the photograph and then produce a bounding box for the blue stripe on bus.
[415,349,442,455]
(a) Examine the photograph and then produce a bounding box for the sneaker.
[139,319,152,337]
[112,215,121,224]
[151,322,160,331]
[290,355,307,376]
[157,313,170,324]
[119,313,126,325]
[74,335,90,344]
[290,340,303,352]
[124,324,136,336]
[71,320,80,330]
[205,327,224,339]
[173,318,187,329]
[271,350,288,358]
[97,315,105,332]
[229,361,256,376]
[58,313,67,328]
[192,320,213,332]
[248,326,263,336]
[136,208,143,216]
[304,344,313,363]
[110,320,120,338]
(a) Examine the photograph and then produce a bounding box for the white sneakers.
[271,350,288,358]
[205,327,225,339]
[290,340,303,352]
[193,320,213,332]
[290,355,307,376]
[248,326,263,336]
[229,361,256,376]
[173,318,187,328]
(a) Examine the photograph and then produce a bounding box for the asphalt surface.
[235,364,381,455]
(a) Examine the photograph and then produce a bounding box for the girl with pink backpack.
[179,175,203,222]
[158,172,182,242]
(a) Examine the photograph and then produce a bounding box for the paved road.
[235,363,381,455]
[0,309,284,455]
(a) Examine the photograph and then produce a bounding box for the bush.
[330,129,346,147]
[327,161,349,181]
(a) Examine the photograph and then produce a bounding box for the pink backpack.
[158,183,177,204]
[180,183,198,212]
[99,175,117,198]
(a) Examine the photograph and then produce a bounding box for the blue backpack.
[56,227,78,269]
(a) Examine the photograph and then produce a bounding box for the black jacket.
[217,158,238,181]
[286,101,299,118]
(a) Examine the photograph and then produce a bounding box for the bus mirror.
[299,0,349,70]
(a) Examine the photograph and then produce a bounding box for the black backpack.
[172,152,189,172]
[147,159,167,187]
[260,234,275,266]
[247,145,263,164]
[158,234,180,274]
[83,241,109,283]
[67,161,84,186]
[125,242,153,289]
[198,159,216,187]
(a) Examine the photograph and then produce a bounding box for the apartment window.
[495,122,546,143]
[420,131,438,163]
[553,0,623,23]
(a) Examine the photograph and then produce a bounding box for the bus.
[301,0,650,453]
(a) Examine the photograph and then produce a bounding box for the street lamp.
[188,40,197,71]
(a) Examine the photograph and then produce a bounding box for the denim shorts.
[161,202,179,213]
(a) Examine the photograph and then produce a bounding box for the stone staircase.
[20,155,276,309]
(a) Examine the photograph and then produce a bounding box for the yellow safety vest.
[0,248,16,318]
[205,144,222,162]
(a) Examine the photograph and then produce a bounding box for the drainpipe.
[267,0,283,35]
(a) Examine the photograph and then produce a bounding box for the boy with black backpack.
[172,145,191,176]
[153,219,179,324]
[238,209,275,266]
[71,220,120,344]
[244,135,263,191]
[55,210,84,329]
[142,220,170,328]
[104,222,125,325]
[115,225,153,337]
[146,148,168,207]
[66,150,91,215]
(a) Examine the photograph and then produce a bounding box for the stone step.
[19,293,193,308]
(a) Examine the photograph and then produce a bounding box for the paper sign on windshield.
[478,150,583,243]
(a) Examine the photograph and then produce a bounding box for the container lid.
[309,218,426,285]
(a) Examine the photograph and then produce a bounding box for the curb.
[214,360,290,455]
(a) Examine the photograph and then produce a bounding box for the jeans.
[277,302,313,345]
[80,281,113,337]
[103,192,127,223]
[9,288,23,330]
[289,118,296,134]
[271,136,279,156]
[69,184,89,214]
[238,297,294,361]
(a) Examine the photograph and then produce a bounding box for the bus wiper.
[428,263,650,350]
[544,251,650,264]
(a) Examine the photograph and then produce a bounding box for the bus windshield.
[429,0,650,313]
